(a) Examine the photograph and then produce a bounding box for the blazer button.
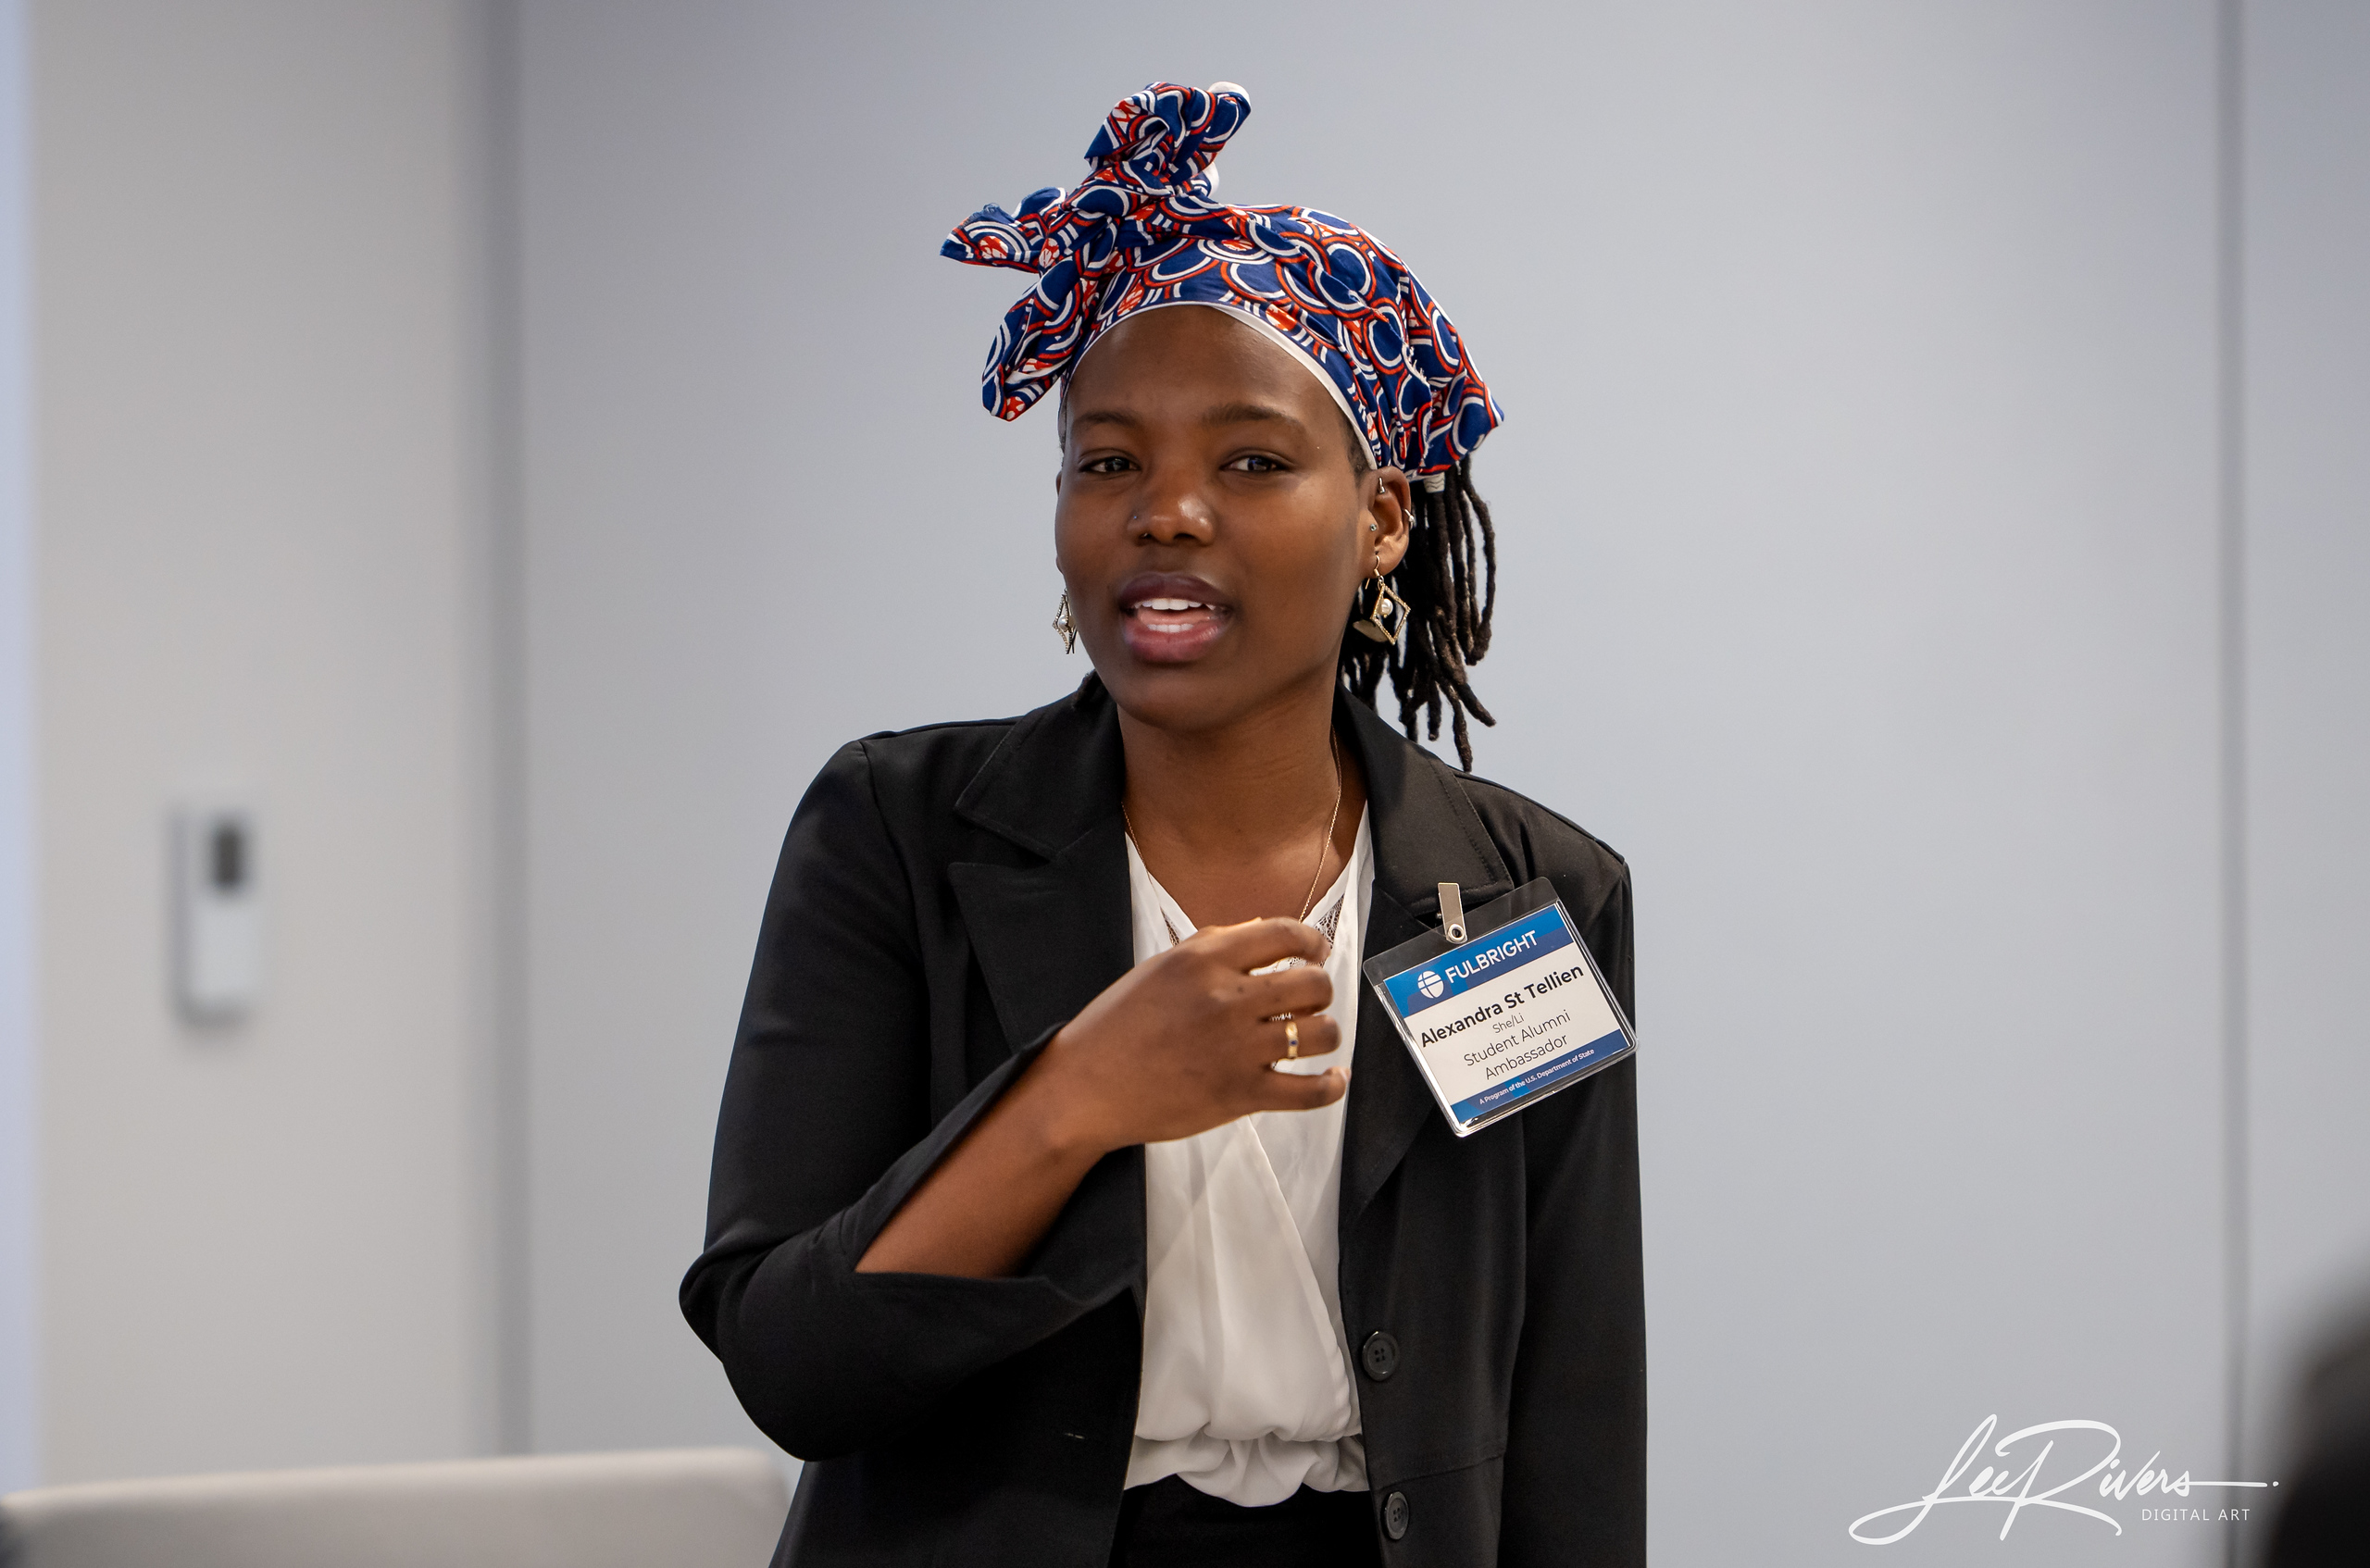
[1383,1489,1410,1540]
[1360,1330,1400,1382]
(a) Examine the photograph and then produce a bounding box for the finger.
[1254,1065,1349,1111]
[1198,915,1329,972]
[1233,965,1335,1020]
[1242,1014,1341,1068]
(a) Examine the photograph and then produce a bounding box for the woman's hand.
[1037,916,1346,1153]
[854,916,1343,1277]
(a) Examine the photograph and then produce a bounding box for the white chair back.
[0,1447,789,1568]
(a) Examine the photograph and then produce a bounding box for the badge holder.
[1363,877,1637,1138]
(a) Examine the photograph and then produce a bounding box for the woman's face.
[1054,305,1412,737]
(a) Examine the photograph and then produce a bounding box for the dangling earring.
[1052,591,1079,654]
[1351,548,1409,644]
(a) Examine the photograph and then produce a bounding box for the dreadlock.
[1339,455,1499,771]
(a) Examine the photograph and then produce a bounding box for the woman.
[682,83,1643,1567]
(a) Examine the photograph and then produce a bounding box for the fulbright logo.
[1385,907,1577,1019]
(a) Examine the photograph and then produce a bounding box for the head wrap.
[942,82,1503,478]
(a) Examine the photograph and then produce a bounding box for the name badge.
[1362,877,1635,1137]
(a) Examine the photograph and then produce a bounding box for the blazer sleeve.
[680,740,1130,1460]
[1500,863,1647,1567]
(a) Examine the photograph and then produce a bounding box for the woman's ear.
[1368,467,1415,573]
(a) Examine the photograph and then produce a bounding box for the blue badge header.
[1381,905,1578,1020]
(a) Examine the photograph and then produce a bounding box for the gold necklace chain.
[1122,727,1344,925]
[1297,727,1346,921]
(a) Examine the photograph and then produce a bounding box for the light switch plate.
[173,802,261,1022]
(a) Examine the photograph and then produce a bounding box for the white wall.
[516,5,2366,1562]
[0,0,31,1499]
[1532,7,2230,1560]
[30,0,500,1483]
[2242,0,2370,1493]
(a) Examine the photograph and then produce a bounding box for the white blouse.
[1121,811,1375,1506]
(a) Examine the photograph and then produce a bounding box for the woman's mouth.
[1133,597,1221,634]
[1118,578,1233,663]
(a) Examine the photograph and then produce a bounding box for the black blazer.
[682,677,1645,1567]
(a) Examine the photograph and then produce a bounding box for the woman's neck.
[1117,678,1367,929]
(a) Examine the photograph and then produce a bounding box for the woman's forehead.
[1068,305,1336,413]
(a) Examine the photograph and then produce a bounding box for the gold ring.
[1284,1018,1299,1060]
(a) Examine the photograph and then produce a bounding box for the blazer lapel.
[948,821,1134,1060]
[948,677,1135,1063]
[1339,697,1516,1235]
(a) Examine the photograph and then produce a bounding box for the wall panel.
[2241,0,2370,1506]
[32,0,498,1482]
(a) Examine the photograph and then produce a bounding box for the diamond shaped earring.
[1351,549,1408,644]
[1052,591,1079,654]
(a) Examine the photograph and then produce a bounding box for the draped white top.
[1121,811,1375,1505]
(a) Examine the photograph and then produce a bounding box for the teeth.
[1140,598,1208,612]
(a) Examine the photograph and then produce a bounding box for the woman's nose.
[1130,471,1215,542]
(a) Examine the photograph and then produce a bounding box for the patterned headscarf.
[942,82,1503,477]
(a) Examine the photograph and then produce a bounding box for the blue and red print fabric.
[942,81,1503,477]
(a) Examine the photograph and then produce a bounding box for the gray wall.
[512,2,2367,1562]
[25,0,502,1483]
[2243,0,2370,1492]
[0,0,30,1499]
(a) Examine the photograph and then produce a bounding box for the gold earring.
[1351,548,1409,644]
[1053,591,1078,654]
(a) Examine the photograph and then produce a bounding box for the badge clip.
[1438,881,1466,942]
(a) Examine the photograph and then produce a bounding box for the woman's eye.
[1079,454,1135,475]
[1227,454,1288,474]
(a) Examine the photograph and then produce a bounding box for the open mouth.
[1129,596,1225,635]
[1116,575,1234,663]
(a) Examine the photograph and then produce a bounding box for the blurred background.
[0,1,2364,1563]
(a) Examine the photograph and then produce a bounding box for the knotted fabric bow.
[942,82,1503,476]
